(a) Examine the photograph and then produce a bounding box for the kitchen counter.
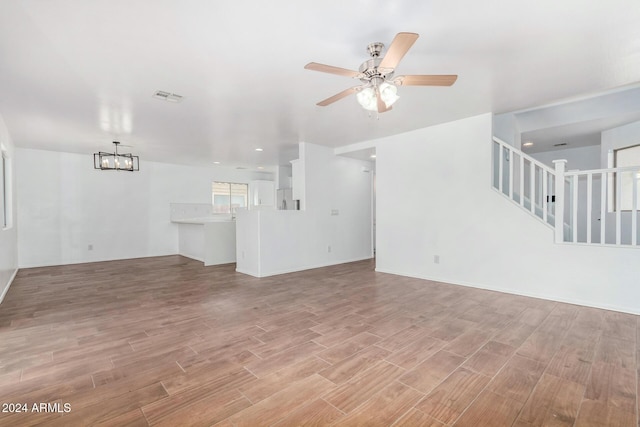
[171,216,234,224]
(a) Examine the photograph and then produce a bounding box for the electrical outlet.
[328,245,332,253]
[330,209,339,216]
[434,255,440,264]
[88,244,93,251]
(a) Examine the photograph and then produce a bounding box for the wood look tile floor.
[0,256,638,426]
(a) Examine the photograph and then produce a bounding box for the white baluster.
[572,175,578,243]
[632,171,638,246]
[553,160,567,243]
[600,172,606,245]
[498,144,503,194]
[530,162,535,214]
[542,171,548,223]
[508,148,514,199]
[586,173,592,244]
[616,171,621,245]
[519,155,524,207]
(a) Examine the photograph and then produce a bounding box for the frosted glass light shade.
[380,82,399,106]
[356,87,377,111]
[356,82,399,111]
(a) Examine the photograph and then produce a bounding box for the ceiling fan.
[305,32,457,113]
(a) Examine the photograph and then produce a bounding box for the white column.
[553,160,567,243]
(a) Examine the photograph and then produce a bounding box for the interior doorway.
[335,146,376,259]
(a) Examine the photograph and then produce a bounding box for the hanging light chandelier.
[93,141,139,171]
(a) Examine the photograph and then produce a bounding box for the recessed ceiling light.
[523,141,534,147]
[370,154,377,158]
[257,166,264,169]
[213,161,220,164]
[255,148,263,152]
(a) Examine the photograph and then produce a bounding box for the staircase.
[492,137,640,247]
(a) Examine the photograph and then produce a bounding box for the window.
[212,182,248,214]
[614,144,640,211]
[1,148,12,229]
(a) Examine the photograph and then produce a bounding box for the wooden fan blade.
[375,87,391,113]
[394,75,458,86]
[316,86,360,106]
[378,32,419,70]
[304,62,361,78]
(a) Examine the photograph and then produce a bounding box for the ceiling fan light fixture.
[356,82,398,112]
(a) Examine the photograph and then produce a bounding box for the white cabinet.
[249,180,275,208]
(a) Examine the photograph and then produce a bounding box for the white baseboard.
[375,267,640,316]
[235,267,260,277]
[177,252,204,263]
[237,256,373,278]
[0,268,18,305]
[18,252,180,269]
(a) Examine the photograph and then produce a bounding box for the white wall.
[493,112,521,148]
[0,114,18,303]
[236,142,373,277]
[275,165,292,189]
[601,120,640,167]
[16,148,271,268]
[376,113,640,315]
[531,145,601,170]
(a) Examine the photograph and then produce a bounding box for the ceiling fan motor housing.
[358,57,394,84]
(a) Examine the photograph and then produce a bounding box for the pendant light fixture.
[93,141,139,171]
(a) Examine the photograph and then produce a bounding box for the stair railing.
[556,161,640,246]
[492,137,556,228]
[493,137,640,247]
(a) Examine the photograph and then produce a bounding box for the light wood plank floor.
[0,256,638,426]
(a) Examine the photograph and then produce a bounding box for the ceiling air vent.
[153,90,184,103]
[553,142,568,147]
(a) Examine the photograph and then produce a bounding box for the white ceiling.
[1,0,639,169]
